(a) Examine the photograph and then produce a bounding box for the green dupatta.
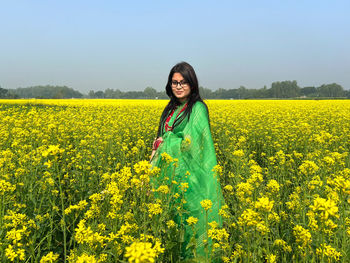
[151,100,223,259]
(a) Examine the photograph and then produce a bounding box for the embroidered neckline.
[164,103,188,132]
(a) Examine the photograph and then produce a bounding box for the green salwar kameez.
[151,100,223,259]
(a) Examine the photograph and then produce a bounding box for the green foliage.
[0,87,19,99]
[317,83,345,97]
[270,80,300,98]
[9,85,83,99]
[0,87,8,98]
[88,88,168,99]
[2,82,348,100]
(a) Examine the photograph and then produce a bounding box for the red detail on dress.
[164,103,188,132]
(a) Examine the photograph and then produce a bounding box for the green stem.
[0,195,4,226]
[205,210,209,263]
[58,173,67,262]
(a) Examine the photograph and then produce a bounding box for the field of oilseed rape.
[0,99,350,262]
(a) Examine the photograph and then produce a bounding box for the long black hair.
[156,61,209,137]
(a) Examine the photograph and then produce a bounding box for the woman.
[150,62,223,259]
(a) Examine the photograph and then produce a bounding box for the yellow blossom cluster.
[200,199,213,211]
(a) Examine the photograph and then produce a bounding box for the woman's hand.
[150,137,163,161]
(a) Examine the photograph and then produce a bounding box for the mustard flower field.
[1,99,350,262]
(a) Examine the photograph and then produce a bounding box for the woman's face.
[171,72,191,103]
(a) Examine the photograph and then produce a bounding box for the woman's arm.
[150,137,163,161]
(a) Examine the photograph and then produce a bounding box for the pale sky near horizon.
[1,0,349,94]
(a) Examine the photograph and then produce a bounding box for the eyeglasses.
[171,80,189,88]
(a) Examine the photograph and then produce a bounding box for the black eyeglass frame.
[171,80,189,88]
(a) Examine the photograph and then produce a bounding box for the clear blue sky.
[1,0,349,93]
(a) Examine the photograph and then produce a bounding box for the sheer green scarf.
[151,100,223,259]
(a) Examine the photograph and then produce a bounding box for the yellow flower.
[232,149,244,157]
[316,243,342,261]
[42,144,65,157]
[299,160,319,175]
[133,160,152,176]
[309,197,339,220]
[5,245,25,261]
[273,239,292,252]
[166,220,176,228]
[308,175,323,190]
[219,205,230,218]
[212,164,223,176]
[222,256,230,263]
[98,253,108,262]
[0,179,16,195]
[5,245,17,261]
[256,221,270,235]
[64,200,88,215]
[223,184,233,192]
[124,242,157,263]
[179,182,189,192]
[293,225,312,247]
[268,212,280,223]
[255,196,274,212]
[306,211,319,231]
[200,199,213,211]
[161,152,173,164]
[237,209,261,227]
[186,216,199,226]
[147,203,162,217]
[236,182,254,202]
[266,179,280,193]
[156,185,169,194]
[286,187,301,211]
[247,172,263,187]
[208,226,229,246]
[74,219,106,247]
[40,252,60,263]
[266,254,277,263]
[230,243,244,259]
[76,253,98,263]
[5,227,26,245]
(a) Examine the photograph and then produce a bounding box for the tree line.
[86,81,350,99]
[0,81,349,99]
[0,85,83,99]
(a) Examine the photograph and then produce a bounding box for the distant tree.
[301,86,317,96]
[269,80,300,98]
[254,85,269,98]
[53,91,64,99]
[10,85,83,98]
[121,91,145,99]
[317,83,344,97]
[113,89,123,98]
[212,88,227,99]
[157,91,168,99]
[225,88,239,99]
[344,89,350,98]
[104,88,115,98]
[199,86,213,99]
[237,86,247,99]
[103,88,123,98]
[94,91,105,98]
[0,86,8,98]
[144,87,157,99]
